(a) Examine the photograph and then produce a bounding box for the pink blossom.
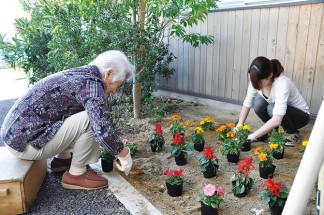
[215,186,224,197]
[122,139,128,145]
[203,184,216,197]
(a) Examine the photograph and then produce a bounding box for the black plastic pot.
[101,159,114,172]
[227,153,240,163]
[166,182,183,197]
[269,203,285,215]
[241,141,251,152]
[150,141,164,152]
[201,202,218,215]
[194,140,205,152]
[203,163,217,178]
[174,152,187,166]
[259,164,276,179]
[273,148,285,160]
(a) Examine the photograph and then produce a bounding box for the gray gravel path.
[0,69,131,215]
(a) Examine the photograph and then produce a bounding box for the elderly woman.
[0,50,134,190]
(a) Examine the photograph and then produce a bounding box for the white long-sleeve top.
[243,75,310,116]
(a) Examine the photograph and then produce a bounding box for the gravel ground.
[0,69,131,215]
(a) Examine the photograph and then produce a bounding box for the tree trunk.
[132,1,146,119]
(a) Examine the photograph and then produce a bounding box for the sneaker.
[62,169,108,190]
[51,156,72,172]
[285,132,300,147]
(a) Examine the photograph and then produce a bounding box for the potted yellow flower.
[167,114,189,137]
[191,126,205,152]
[254,147,275,179]
[219,132,241,163]
[200,117,215,131]
[268,129,287,159]
[301,140,308,156]
[235,125,251,151]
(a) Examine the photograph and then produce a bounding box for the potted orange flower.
[259,178,289,215]
[148,122,165,152]
[198,146,219,178]
[170,132,189,166]
[167,114,190,137]
[196,183,224,215]
[215,123,235,141]
[254,147,275,179]
[164,168,184,197]
[219,133,242,163]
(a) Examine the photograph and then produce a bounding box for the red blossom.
[238,157,254,178]
[172,133,184,145]
[202,146,216,160]
[263,178,284,197]
[154,123,163,135]
[164,169,174,177]
[173,169,183,177]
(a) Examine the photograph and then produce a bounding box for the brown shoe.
[51,156,72,172]
[62,170,108,190]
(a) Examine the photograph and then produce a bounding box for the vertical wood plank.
[275,6,289,62]
[249,9,260,68]
[284,6,300,79]
[206,13,215,95]
[225,11,235,99]
[212,12,221,97]
[218,11,228,97]
[266,7,279,59]
[232,10,243,100]
[239,9,252,100]
[183,26,190,91]
[200,19,208,94]
[258,8,270,56]
[301,4,323,106]
[292,4,311,90]
[310,5,324,114]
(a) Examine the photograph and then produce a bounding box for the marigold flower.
[195,127,204,134]
[258,152,268,161]
[203,184,217,197]
[166,121,171,127]
[228,123,235,128]
[204,118,213,123]
[180,122,184,127]
[226,131,236,138]
[200,120,205,125]
[278,128,285,133]
[254,147,262,155]
[269,143,279,150]
[302,140,308,147]
[185,121,191,127]
[242,125,251,130]
[202,146,216,160]
[216,125,227,132]
[171,114,180,121]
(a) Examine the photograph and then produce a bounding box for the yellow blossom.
[302,140,308,147]
[180,122,184,127]
[269,143,279,150]
[226,131,236,138]
[185,121,191,127]
[279,128,285,133]
[166,121,171,127]
[195,127,204,134]
[258,153,268,161]
[243,125,251,130]
[204,118,213,123]
[200,120,205,125]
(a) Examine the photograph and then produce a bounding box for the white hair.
[89,50,134,82]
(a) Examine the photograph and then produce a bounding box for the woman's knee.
[253,97,267,114]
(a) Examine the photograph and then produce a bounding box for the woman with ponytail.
[236,56,310,146]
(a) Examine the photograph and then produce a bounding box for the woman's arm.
[237,105,251,126]
[252,114,283,139]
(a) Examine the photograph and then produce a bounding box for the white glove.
[248,133,257,142]
[116,148,133,175]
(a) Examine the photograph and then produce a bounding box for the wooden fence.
[159,2,324,116]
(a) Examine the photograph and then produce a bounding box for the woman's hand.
[116,147,133,175]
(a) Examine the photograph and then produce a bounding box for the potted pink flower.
[164,168,184,197]
[196,183,224,215]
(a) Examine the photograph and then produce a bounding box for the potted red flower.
[259,178,289,215]
[148,122,165,152]
[198,146,219,178]
[170,132,189,166]
[230,157,254,198]
[164,168,184,197]
[196,183,224,215]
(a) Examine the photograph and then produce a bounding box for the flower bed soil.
[119,98,316,215]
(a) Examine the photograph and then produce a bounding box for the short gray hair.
[89,50,134,82]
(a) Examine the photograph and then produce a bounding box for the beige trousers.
[5,111,100,167]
